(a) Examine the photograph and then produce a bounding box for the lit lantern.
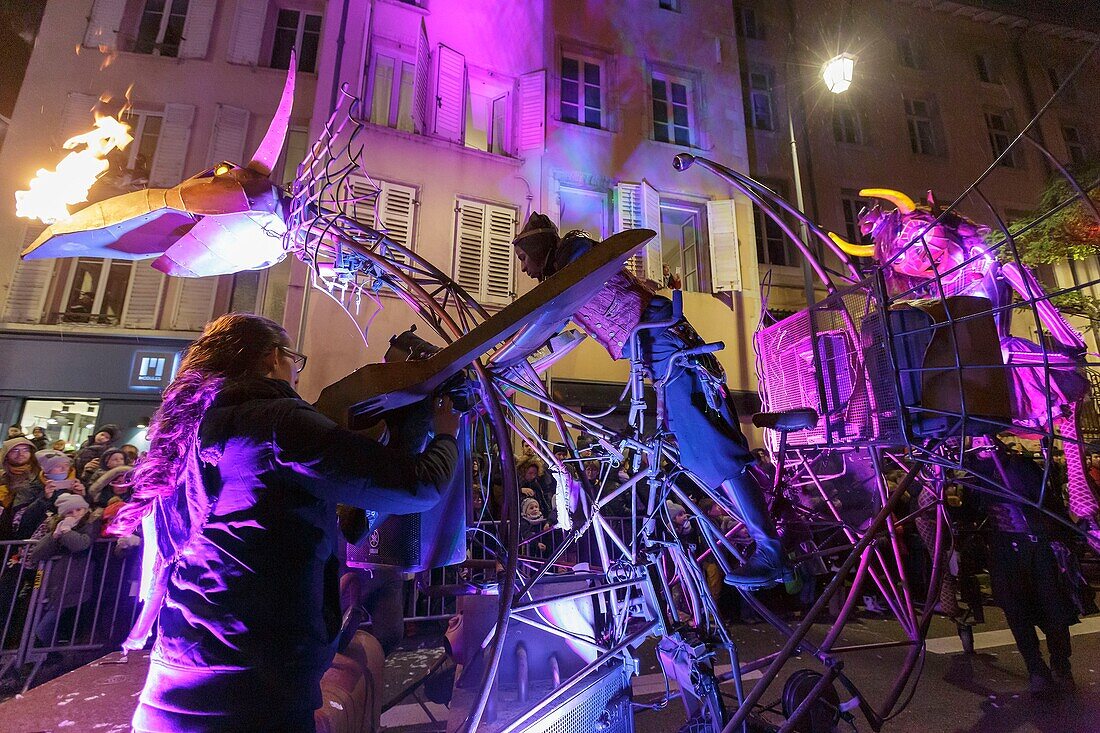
[822,53,856,94]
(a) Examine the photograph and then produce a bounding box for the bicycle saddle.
[752,408,819,432]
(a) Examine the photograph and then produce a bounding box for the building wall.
[292,0,761,409]
[0,0,321,415]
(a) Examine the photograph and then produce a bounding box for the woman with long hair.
[112,313,459,732]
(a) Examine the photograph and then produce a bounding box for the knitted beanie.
[55,492,89,516]
[35,450,73,478]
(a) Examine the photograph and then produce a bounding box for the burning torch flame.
[15,115,133,225]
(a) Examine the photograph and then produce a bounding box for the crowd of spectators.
[1,423,145,683]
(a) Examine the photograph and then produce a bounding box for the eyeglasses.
[279,346,308,373]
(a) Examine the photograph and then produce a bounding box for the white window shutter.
[516,70,546,153]
[59,92,99,143]
[83,0,125,50]
[227,0,269,66]
[180,0,218,59]
[707,199,742,292]
[149,103,195,187]
[454,201,485,299]
[412,21,431,134]
[208,105,251,165]
[484,205,516,304]
[378,181,416,262]
[171,277,219,331]
[344,172,379,228]
[433,44,466,144]
[614,182,645,277]
[641,180,663,283]
[2,225,53,324]
[121,261,165,329]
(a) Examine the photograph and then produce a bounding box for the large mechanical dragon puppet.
[828,189,1099,547]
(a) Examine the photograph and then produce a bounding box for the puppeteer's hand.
[432,395,461,438]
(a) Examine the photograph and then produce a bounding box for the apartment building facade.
[0,0,320,444]
[288,0,765,432]
[733,0,1099,331]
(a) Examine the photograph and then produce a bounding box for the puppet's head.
[829,189,990,282]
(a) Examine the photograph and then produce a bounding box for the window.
[897,37,920,69]
[841,193,873,246]
[270,8,322,73]
[754,179,793,268]
[120,109,163,184]
[985,110,1019,167]
[560,54,603,129]
[133,0,189,57]
[1047,66,1078,104]
[651,72,694,145]
[1062,125,1089,167]
[466,74,511,154]
[558,185,608,240]
[975,53,996,84]
[19,400,101,450]
[746,70,774,131]
[832,102,862,144]
[280,127,310,185]
[370,53,418,132]
[59,258,135,325]
[659,0,680,10]
[735,7,763,39]
[344,176,418,257]
[904,97,939,156]
[454,199,516,306]
[660,204,703,292]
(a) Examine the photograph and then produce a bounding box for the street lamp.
[822,53,856,94]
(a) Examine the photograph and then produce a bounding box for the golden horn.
[858,188,916,214]
[828,231,875,257]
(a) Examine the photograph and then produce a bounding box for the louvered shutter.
[516,70,546,153]
[227,0,269,66]
[180,0,217,59]
[378,182,416,263]
[149,103,195,187]
[83,0,125,50]
[614,182,645,278]
[707,199,742,292]
[121,261,165,328]
[641,180,663,283]
[433,44,466,144]
[59,92,99,144]
[454,201,485,299]
[345,173,379,227]
[171,277,218,331]
[412,21,430,134]
[484,205,515,304]
[2,225,53,324]
[208,105,250,165]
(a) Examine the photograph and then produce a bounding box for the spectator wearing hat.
[74,424,121,477]
[28,427,49,451]
[1,438,44,538]
[90,465,134,510]
[82,448,130,493]
[28,492,101,644]
[12,450,85,541]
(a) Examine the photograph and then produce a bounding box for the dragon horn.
[248,49,296,176]
[828,231,875,257]
[858,188,916,214]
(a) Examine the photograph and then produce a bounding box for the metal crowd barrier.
[0,537,143,692]
[402,517,634,622]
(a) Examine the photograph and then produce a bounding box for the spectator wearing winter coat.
[8,450,85,540]
[113,313,459,733]
[28,492,102,643]
[90,465,134,510]
[82,448,130,492]
[73,424,121,477]
[1,438,45,539]
[28,427,49,451]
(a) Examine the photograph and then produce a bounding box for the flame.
[15,114,133,224]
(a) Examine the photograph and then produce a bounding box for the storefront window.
[18,399,100,450]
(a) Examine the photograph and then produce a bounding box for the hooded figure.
[513,213,787,589]
[74,423,122,477]
[90,465,134,508]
